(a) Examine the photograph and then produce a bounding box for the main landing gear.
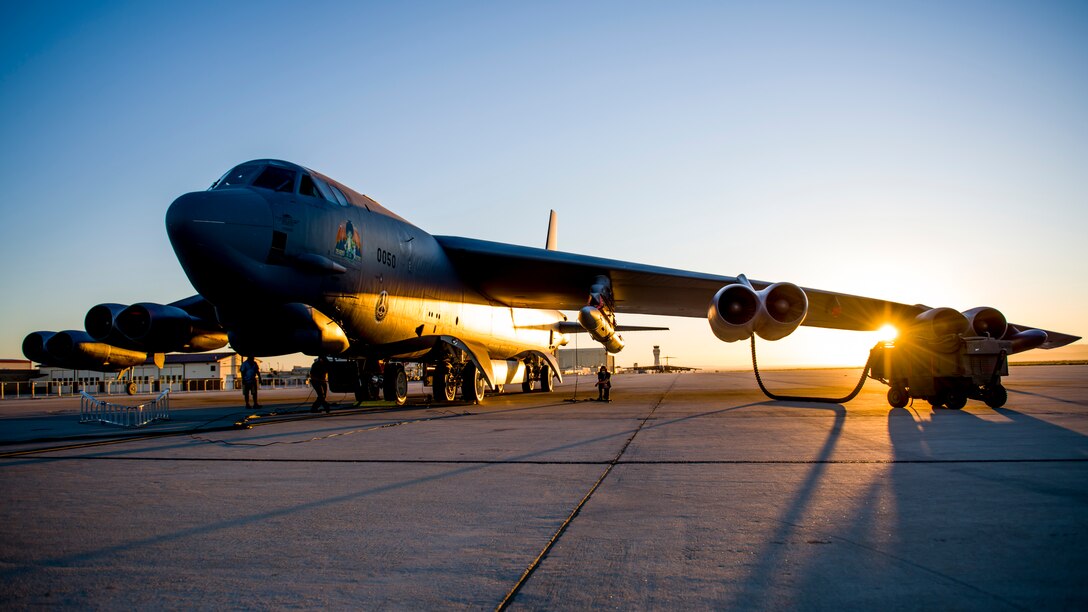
[429,356,555,404]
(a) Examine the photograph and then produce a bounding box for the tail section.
[545,209,557,251]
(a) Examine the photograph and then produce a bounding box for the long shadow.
[0,392,687,580]
[784,400,1088,609]
[0,396,615,465]
[724,401,847,609]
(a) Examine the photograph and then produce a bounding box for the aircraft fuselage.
[165,160,564,367]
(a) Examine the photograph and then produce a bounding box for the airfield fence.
[79,389,170,428]
[0,377,307,399]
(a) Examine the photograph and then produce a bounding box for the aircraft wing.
[436,236,923,331]
[435,235,1078,348]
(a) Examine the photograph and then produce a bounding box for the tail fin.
[545,209,558,251]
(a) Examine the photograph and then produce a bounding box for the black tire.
[434,365,456,403]
[354,377,379,402]
[539,364,554,393]
[126,382,137,395]
[383,364,408,406]
[522,375,535,393]
[984,384,1007,409]
[461,364,485,404]
[887,386,908,408]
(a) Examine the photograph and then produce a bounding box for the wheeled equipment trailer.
[868,335,1011,409]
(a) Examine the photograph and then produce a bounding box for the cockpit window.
[329,184,351,207]
[299,174,320,198]
[252,166,297,193]
[311,176,338,203]
[211,163,262,190]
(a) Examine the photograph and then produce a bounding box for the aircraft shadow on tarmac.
[727,402,1088,609]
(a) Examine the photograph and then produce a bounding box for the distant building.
[0,359,38,383]
[557,348,614,374]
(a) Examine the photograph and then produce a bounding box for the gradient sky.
[1,1,1085,371]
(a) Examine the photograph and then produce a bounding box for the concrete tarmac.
[1,366,1086,609]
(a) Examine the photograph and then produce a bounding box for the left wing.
[435,235,1078,348]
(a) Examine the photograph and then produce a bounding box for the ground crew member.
[596,365,612,401]
[240,355,261,409]
[310,355,331,413]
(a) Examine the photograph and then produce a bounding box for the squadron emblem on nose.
[335,220,361,261]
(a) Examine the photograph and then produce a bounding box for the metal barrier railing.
[80,390,170,428]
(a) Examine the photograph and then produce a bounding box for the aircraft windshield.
[211,163,262,190]
[252,166,297,193]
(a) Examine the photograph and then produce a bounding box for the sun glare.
[877,324,899,342]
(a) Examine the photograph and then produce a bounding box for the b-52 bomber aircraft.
[24,159,1079,407]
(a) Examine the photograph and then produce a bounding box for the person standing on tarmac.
[310,355,331,413]
[596,365,612,401]
[240,355,261,409]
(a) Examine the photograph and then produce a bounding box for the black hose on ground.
[750,336,878,404]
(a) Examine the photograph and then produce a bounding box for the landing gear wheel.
[383,364,408,406]
[126,382,137,396]
[887,386,908,408]
[538,364,554,392]
[983,384,1007,409]
[434,365,456,403]
[355,375,380,402]
[945,392,967,410]
[461,364,486,404]
[522,374,535,393]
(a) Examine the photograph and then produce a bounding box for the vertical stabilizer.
[545,209,558,251]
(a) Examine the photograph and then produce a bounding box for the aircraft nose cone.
[166,189,274,301]
[166,189,272,241]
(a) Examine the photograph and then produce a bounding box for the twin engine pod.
[86,302,227,353]
[911,305,1046,353]
[707,277,809,343]
[23,298,231,371]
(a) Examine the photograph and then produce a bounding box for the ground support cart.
[868,336,1011,409]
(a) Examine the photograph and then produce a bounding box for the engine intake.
[911,308,969,339]
[708,277,808,342]
[961,306,1007,338]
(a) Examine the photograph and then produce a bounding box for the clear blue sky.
[2,1,1085,370]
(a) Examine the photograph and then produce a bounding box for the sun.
[877,324,899,342]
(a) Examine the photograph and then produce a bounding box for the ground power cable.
[750,336,878,404]
[496,375,679,610]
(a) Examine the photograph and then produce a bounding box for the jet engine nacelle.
[112,302,228,353]
[961,306,1007,338]
[910,307,969,339]
[23,330,147,371]
[707,280,808,342]
[226,303,350,356]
